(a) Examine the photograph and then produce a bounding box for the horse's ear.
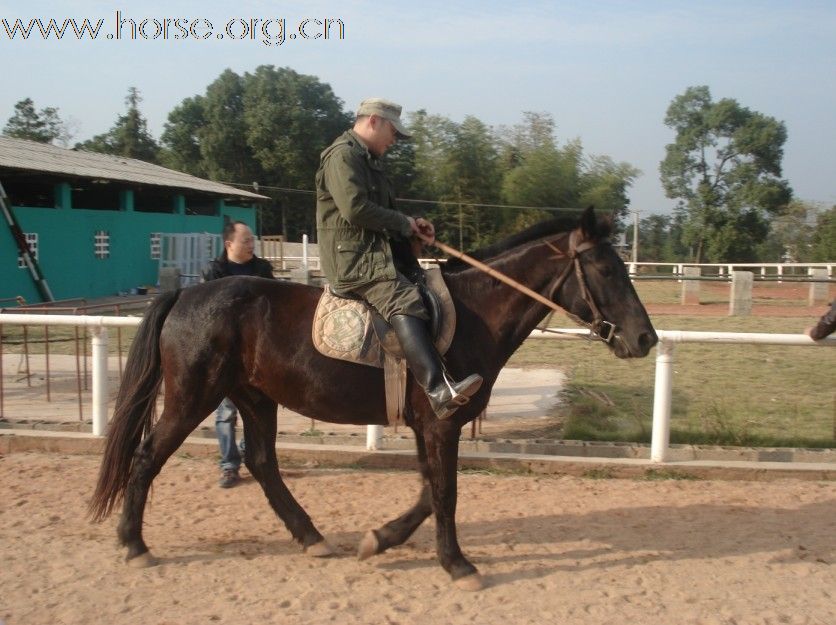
[579,206,596,238]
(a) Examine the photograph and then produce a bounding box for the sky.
[1,0,834,216]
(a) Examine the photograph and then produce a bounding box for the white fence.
[625,261,835,278]
[529,328,835,461]
[1,314,834,461]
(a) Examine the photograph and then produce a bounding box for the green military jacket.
[315,130,413,291]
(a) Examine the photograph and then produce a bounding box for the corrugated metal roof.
[0,136,268,201]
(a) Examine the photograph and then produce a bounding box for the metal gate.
[158,233,222,287]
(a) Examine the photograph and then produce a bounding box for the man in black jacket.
[202,221,275,487]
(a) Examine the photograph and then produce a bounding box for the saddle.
[312,268,456,424]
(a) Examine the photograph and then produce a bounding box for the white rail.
[531,328,836,461]
[1,315,834,461]
[625,261,834,278]
[0,314,142,436]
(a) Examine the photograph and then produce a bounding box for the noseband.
[546,236,617,344]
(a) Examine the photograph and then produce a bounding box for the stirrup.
[430,373,483,420]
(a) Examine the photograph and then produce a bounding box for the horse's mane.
[441,213,611,272]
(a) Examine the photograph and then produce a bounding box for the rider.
[315,97,482,420]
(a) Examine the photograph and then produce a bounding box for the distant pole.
[632,210,639,264]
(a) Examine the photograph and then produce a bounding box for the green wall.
[2,191,257,303]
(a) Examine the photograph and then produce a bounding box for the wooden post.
[681,266,701,305]
[808,268,828,306]
[729,271,753,316]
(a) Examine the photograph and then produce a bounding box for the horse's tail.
[89,289,182,522]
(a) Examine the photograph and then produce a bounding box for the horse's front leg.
[423,418,483,591]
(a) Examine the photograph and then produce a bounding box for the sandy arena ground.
[1,451,834,625]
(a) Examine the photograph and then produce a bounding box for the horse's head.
[552,207,657,358]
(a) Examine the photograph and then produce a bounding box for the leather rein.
[422,233,617,345]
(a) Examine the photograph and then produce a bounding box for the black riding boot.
[390,314,483,420]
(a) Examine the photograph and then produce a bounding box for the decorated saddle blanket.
[312,267,456,369]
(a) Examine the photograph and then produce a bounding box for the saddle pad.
[312,288,383,367]
[312,267,456,369]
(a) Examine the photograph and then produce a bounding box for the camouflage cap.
[356,97,411,138]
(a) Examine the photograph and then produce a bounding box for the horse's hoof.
[454,573,484,591]
[357,530,379,561]
[127,552,157,568]
[305,540,335,558]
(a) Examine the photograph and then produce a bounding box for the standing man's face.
[226,224,255,263]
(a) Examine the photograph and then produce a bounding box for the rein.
[419,233,617,344]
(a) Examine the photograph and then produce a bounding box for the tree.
[76,87,159,162]
[500,113,583,232]
[160,66,350,239]
[3,98,68,144]
[158,96,207,177]
[578,155,640,228]
[243,65,351,189]
[810,205,836,262]
[659,85,792,262]
[637,213,689,262]
[198,70,261,183]
[242,66,350,238]
[500,112,638,234]
[756,199,819,262]
[403,111,503,248]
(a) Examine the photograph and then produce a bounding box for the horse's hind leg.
[117,404,209,566]
[235,390,332,555]
[358,429,433,560]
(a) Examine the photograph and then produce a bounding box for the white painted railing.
[529,328,836,461]
[1,314,834,461]
[625,261,834,278]
[0,314,142,436]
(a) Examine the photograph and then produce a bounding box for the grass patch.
[639,468,702,481]
[582,467,616,479]
[458,467,520,477]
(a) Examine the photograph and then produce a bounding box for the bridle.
[420,230,618,345]
[543,235,617,345]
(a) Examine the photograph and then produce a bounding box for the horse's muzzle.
[613,328,658,359]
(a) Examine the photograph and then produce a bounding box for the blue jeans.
[215,397,245,471]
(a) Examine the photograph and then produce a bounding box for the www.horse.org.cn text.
[0,12,346,46]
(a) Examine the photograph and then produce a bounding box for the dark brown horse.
[90,207,657,591]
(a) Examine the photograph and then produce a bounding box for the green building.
[0,136,268,303]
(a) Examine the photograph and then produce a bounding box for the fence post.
[650,339,674,463]
[681,267,701,304]
[366,424,383,450]
[729,271,753,316]
[92,326,109,437]
[808,268,828,306]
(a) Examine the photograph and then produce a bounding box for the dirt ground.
[1,452,834,625]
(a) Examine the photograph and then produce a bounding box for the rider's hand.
[412,217,435,244]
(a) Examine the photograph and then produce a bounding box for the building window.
[4,179,56,208]
[17,233,39,268]
[150,232,161,259]
[134,188,175,213]
[72,182,120,210]
[94,230,110,259]
[184,192,218,216]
